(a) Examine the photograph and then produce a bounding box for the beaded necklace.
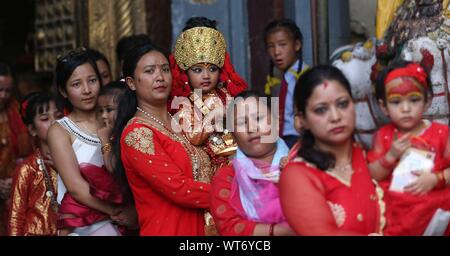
[136,107,200,179]
[36,149,59,213]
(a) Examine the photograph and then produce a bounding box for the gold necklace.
[136,107,201,179]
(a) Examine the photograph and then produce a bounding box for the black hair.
[0,63,12,76]
[294,65,353,171]
[87,48,111,73]
[98,80,127,104]
[264,19,304,74]
[116,34,153,64]
[55,48,101,111]
[112,43,162,201]
[226,90,272,131]
[20,91,63,127]
[183,17,218,31]
[375,59,433,104]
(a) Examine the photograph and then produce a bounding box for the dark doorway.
[0,0,35,66]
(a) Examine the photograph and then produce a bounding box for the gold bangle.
[101,143,112,154]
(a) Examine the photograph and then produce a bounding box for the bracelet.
[101,143,112,154]
[435,172,446,190]
[378,154,396,170]
[269,223,275,236]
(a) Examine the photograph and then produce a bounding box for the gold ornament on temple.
[174,26,227,70]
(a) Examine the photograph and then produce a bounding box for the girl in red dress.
[8,92,63,236]
[111,44,213,236]
[368,61,450,236]
[210,91,295,236]
[279,66,385,236]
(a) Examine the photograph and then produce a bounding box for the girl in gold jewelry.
[170,17,248,171]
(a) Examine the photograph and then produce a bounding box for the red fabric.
[384,63,428,89]
[58,164,123,229]
[368,122,450,235]
[121,118,211,236]
[279,144,383,236]
[278,78,288,137]
[210,165,257,236]
[6,100,31,157]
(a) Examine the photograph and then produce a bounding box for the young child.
[170,17,248,171]
[96,81,139,233]
[8,92,64,236]
[264,19,309,148]
[210,91,294,236]
[97,81,126,173]
[48,48,124,236]
[368,61,450,236]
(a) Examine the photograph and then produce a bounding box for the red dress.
[210,165,257,236]
[120,117,212,236]
[279,143,385,235]
[368,122,450,235]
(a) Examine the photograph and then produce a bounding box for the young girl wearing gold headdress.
[170,17,248,173]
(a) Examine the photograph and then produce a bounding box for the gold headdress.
[174,27,227,70]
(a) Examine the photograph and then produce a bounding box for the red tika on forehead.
[387,77,424,97]
[322,81,329,88]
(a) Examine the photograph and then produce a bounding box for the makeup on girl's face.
[383,77,427,133]
[187,62,220,94]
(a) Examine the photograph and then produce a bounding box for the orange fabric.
[279,144,383,235]
[368,122,450,235]
[7,152,58,236]
[120,118,211,236]
[210,165,257,236]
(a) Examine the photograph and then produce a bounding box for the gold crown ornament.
[174,27,227,70]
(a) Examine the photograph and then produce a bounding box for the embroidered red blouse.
[210,164,257,236]
[279,143,385,236]
[120,117,211,236]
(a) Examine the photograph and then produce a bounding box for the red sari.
[368,122,450,235]
[279,143,385,235]
[120,117,212,236]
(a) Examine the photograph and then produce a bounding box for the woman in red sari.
[368,60,450,236]
[112,44,213,236]
[0,63,32,235]
[279,66,385,236]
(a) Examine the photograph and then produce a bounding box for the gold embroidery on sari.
[125,127,155,155]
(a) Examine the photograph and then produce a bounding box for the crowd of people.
[1,15,450,236]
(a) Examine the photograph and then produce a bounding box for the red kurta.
[368,122,450,235]
[121,117,211,236]
[279,143,385,236]
[210,164,257,236]
[0,99,32,235]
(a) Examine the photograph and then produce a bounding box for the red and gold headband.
[384,63,428,89]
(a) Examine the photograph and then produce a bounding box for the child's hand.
[404,171,437,196]
[387,132,412,161]
[97,122,113,145]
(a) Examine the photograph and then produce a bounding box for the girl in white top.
[48,48,127,236]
